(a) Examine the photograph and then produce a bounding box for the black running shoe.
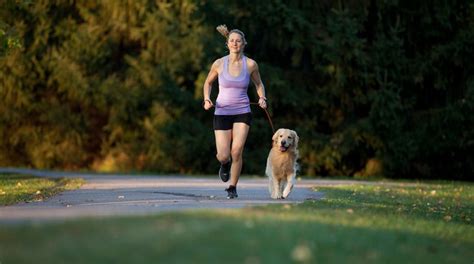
[219,159,231,182]
[225,185,238,199]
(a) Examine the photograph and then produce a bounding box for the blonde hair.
[216,24,248,45]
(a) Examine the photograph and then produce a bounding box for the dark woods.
[1,0,472,180]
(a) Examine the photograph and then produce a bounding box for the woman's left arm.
[249,60,267,109]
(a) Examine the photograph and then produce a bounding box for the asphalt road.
[0,168,361,222]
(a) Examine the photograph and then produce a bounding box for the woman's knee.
[216,152,230,163]
[231,147,243,161]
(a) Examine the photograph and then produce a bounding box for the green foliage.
[0,23,22,56]
[0,1,472,179]
[0,0,31,56]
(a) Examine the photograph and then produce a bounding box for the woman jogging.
[202,25,267,199]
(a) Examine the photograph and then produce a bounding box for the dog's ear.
[272,129,282,147]
[272,129,282,142]
[292,130,299,147]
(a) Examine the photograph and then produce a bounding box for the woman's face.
[227,32,244,53]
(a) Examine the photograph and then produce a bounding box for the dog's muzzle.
[279,141,290,152]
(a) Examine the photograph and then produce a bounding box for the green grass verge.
[0,181,472,263]
[0,174,84,206]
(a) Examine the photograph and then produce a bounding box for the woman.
[203,25,267,199]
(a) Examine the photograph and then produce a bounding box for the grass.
[0,173,84,206]
[0,180,472,263]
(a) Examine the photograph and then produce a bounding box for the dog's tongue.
[280,146,288,152]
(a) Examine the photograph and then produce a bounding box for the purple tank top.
[215,55,251,115]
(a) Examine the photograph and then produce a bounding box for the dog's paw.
[283,186,293,199]
[271,195,283,199]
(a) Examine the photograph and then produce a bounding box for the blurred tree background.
[1,0,472,180]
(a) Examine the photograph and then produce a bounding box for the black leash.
[249,102,275,134]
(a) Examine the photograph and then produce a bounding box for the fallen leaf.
[291,243,312,262]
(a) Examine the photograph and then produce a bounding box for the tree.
[1,0,472,180]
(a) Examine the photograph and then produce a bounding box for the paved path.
[0,168,362,222]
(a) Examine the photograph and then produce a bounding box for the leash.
[205,101,275,134]
[249,102,275,134]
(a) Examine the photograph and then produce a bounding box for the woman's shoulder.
[245,56,256,64]
[211,56,226,69]
[245,56,258,71]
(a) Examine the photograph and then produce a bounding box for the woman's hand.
[203,99,214,110]
[258,97,267,109]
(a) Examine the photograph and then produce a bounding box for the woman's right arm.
[203,59,220,110]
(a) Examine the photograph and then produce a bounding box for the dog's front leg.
[282,174,295,199]
[272,178,282,199]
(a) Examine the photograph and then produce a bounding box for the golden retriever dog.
[265,128,299,199]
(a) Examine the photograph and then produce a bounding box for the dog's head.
[272,128,299,152]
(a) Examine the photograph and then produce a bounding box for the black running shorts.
[213,112,252,130]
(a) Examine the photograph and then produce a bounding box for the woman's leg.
[229,122,250,186]
[214,130,232,164]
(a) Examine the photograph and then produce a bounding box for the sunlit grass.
[247,182,473,243]
[0,174,84,205]
[0,180,472,263]
[312,182,473,225]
